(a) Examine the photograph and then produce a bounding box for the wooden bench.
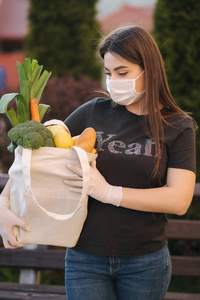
[0,245,67,299]
[164,219,200,300]
[0,174,200,299]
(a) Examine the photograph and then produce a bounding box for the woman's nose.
[110,74,118,80]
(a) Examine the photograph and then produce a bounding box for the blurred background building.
[0,0,156,90]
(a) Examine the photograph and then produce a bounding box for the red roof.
[0,0,29,40]
[0,2,154,89]
[98,5,154,34]
[0,1,154,40]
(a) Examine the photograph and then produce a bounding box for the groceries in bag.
[0,58,97,247]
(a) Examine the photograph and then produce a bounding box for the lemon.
[54,130,74,149]
[47,125,68,137]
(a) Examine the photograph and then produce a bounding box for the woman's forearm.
[121,186,187,215]
[120,169,196,215]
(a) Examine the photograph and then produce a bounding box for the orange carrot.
[30,98,40,122]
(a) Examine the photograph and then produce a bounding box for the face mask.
[106,70,145,105]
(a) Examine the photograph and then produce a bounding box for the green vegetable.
[0,58,51,127]
[8,120,55,152]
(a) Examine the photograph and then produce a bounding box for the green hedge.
[25,0,101,80]
[153,0,200,181]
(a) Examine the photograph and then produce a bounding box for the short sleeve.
[64,99,97,136]
[167,118,196,174]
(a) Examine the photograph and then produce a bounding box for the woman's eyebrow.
[104,66,129,71]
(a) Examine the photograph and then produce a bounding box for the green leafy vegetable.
[0,58,52,127]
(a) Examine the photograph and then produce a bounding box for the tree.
[25,0,101,80]
[154,0,200,181]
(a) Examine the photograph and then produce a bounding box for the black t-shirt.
[64,98,196,256]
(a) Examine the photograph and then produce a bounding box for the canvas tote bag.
[8,120,97,247]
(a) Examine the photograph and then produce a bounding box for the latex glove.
[0,197,31,249]
[64,161,123,206]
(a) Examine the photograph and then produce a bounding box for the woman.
[0,25,196,299]
[63,25,196,299]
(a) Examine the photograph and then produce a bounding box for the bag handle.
[43,119,71,134]
[22,146,90,221]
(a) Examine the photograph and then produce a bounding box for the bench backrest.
[166,219,200,277]
[0,174,200,278]
[0,219,200,278]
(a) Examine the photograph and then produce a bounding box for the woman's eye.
[119,72,128,77]
[104,72,111,77]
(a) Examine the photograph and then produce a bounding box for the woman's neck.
[125,99,163,116]
[125,97,148,115]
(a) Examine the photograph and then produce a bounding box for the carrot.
[30,98,40,122]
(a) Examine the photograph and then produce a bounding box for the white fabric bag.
[8,120,97,247]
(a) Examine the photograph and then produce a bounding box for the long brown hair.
[99,25,195,177]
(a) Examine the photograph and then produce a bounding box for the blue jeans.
[65,244,171,300]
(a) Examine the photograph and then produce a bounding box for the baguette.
[74,127,96,153]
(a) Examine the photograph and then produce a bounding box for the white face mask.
[106,70,145,105]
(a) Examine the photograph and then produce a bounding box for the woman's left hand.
[64,160,122,206]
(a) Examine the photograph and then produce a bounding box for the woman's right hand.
[0,197,31,249]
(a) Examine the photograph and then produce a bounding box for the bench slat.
[1,283,200,300]
[0,248,65,270]
[0,282,66,299]
[165,292,200,300]
[171,256,200,276]
[1,249,200,277]
[166,220,200,239]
